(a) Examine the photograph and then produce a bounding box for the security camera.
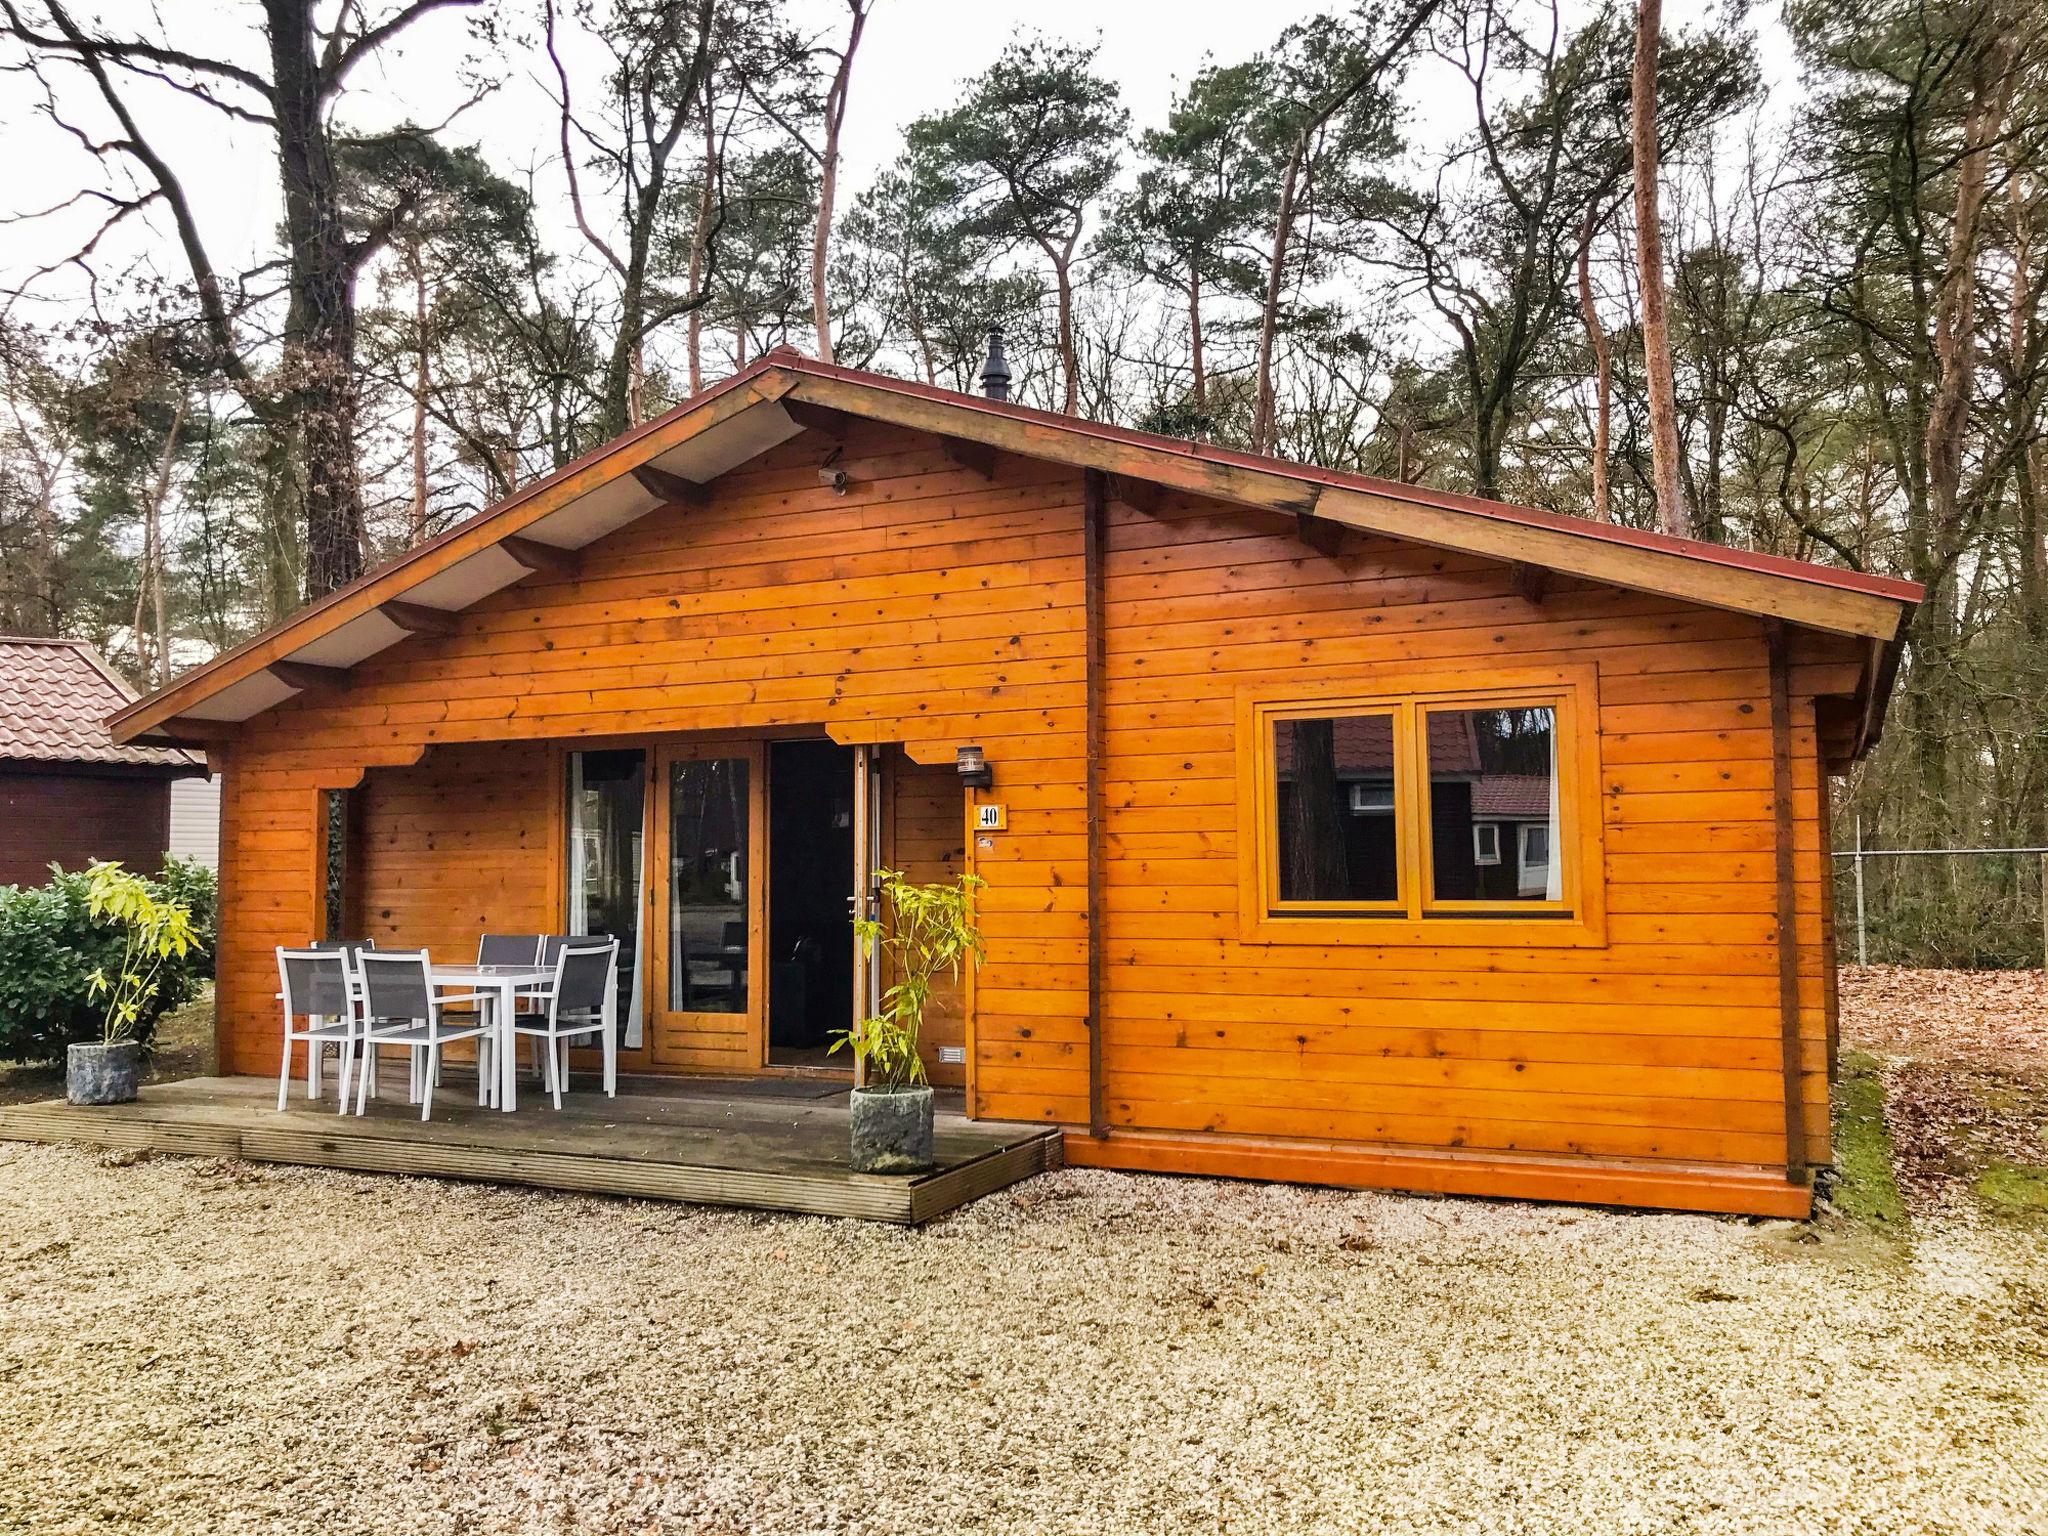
[818,447,849,495]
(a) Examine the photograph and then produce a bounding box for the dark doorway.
[767,739,855,1069]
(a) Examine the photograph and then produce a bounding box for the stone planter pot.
[849,1084,935,1174]
[67,1041,141,1106]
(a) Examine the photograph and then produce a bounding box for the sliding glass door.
[565,749,646,1046]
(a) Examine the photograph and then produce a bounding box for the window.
[1242,672,1596,943]
[1271,712,1400,908]
[666,756,751,1014]
[1423,704,1560,906]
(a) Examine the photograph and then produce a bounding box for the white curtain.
[1544,710,1562,902]
[625,834,646,1050]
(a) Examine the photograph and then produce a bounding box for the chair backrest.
[722,920,747,949]
[358,949,434,1023]
[278,947,354,1021]
[478,933,542,966]
[538,934,572,968]
[552,939,617,1018]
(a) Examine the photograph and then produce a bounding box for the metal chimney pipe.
[978,325,1011,402]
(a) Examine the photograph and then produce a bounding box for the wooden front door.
[646,741,765,1071]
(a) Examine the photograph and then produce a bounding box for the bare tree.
[545,0,719,436]
[1,0,485,599]
[1631,0,1690,536]
[1249,1,1439,454]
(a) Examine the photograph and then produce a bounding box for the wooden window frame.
[1235,664,1607,949]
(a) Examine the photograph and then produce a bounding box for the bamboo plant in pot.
[833,869,985,1173]
[68,861,198,1106]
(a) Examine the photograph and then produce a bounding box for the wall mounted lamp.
[955,744,992,789]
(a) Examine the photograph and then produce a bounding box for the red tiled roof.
[0,637,199,769]
[1471,774,1552,821]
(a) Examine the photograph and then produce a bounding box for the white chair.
[510,939,619,1109]
[276,947,363,1113]
[353,949,495,1121]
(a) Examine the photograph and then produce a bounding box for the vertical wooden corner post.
[847,745,872,1097]
[1766,623,1807,1184]
[1083,469,1108,1138]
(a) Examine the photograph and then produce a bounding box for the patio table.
[427,962,556,1113]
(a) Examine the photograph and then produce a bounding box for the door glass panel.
[668,757,750,1013]
[567,749,645,1032]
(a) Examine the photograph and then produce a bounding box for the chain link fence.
[1833,828,2048,970]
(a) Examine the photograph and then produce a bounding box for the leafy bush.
[0,858,217,1063]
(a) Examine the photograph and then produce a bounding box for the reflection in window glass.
[668,758,750,1012]
[1425,706,1560,903]
[1271,713,1399,904]
[567,749,644,1032]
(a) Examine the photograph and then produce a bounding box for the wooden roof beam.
[130,720,221,748]
[632,464,713,505]
[501,535,583,579]
[782,398,853,440]
[1296,512,1346,558]
[940,435,998,480]
[1512,561,1551,603]
[269,660,349,695]
[1107,474,1163,513]
[380,601,459,636]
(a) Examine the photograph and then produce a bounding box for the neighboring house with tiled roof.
[0,636,206,887]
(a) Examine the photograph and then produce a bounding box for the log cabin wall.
[1065,491,1852,1194]
[206,416,1863,1213]
[212,419,1091,1091]
[346,742,556,953]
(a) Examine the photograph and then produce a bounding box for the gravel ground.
[2,970,2046,1535]
[2,1148,2044,1535]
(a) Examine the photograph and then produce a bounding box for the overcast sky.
[0,0,1789,325]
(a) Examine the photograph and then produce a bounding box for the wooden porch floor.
[0,1073,1062,1225]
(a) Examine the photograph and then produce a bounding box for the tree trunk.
[687,67,717,396]
[1252,138,1306,454]
[1281,719,1350,899]
[265,0,366,599]
[1052,247,1078,414]
[137,396,186,689]
[1187,265,1207,415]
[1576,206,1612,521]
[410,256,430,543]
[810,2,868,365]
[1926,29,2016,558]
[1631,0,1689,539]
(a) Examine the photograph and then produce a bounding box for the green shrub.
[0,858,218,1063]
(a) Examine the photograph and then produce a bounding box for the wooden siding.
[998,492,1846,1173]
[206,414,1862,1210]
[347,742,555,952]
[213,420,1090,1089]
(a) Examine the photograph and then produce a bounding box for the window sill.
[1240,909,1609,949]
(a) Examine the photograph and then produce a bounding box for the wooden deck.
[0,1073,1062,1225]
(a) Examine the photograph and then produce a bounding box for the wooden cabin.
[107,348,1918,1218]
[0,636,205,887]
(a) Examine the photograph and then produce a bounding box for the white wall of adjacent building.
[168,774,221,869]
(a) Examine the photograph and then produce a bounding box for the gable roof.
[107,348,1920,748]
[0,637,200,770]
